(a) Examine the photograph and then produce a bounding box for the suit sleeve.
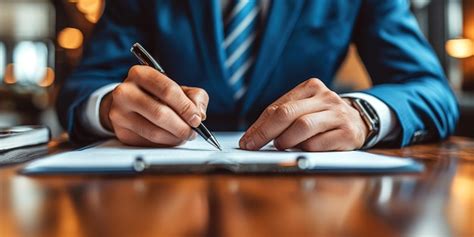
[56,0,149,143]
[353,0,459,147]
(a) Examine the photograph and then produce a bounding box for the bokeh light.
[4,64,16,84]
[58,27,83,49]
[446,38,474,59]
[76,0,103,23]
[0,43,5,80]
[85,11,101,23]
[13,42,48,84]
[38,67,55,87]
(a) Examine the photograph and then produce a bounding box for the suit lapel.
[241,0,305,115]
[187,0,234,107]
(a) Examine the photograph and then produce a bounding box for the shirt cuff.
[80,83,121,138]
[341,92,399,148]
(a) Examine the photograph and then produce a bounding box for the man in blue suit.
[57,0,459,151]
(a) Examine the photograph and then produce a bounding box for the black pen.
[131,43,222,151]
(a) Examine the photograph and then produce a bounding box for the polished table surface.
[0,137,473,237]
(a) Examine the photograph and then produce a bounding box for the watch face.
[366,103,379,119]
[359,100,380,128]
[351,98,380,147]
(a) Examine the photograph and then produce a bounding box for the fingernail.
[246,140,256,150]
[239,138,246,148]
[189,114,201,127]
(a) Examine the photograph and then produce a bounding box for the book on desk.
[0,126,50,166]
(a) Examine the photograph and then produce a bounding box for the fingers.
[297,129,351,152]
[240,78,332,150]
[240,97,330,150]
[182,86,209,120]
[111,111,186,146]
[239,77,364,151]
[273,110,341,150]
[114,127,159,147]
[271,78,329,106]
[112,82,194,140]
[109,65,209,147]
[126,65,202,127]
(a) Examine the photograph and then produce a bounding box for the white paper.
[22,132,422,174]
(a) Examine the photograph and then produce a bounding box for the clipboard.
[21,133,424,175]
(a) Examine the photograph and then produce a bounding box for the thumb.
[182,86,209,121]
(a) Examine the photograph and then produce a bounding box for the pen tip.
[214,143,222,151]
[208,136,222,151]
[215,141,222,151]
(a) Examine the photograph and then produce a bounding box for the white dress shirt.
[79,0,400,147]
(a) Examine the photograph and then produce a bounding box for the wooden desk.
[1,138,473,237]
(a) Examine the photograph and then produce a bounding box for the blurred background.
[0,0,472,139]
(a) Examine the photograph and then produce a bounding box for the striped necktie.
[223,0,261,101]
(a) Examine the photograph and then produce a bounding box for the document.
[22,132,423,174]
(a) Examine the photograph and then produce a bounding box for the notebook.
[22,132,423,175]
[0,126,50,152]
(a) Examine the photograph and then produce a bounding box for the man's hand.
[99,65,209,147]
[239,78,369,151]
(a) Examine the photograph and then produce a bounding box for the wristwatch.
[349,98,380,149]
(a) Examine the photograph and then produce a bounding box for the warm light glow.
[58,28,84,49]
[75,0,103,23]
[447,166,474,236]
[38,67,55,87]
[451,175,474,203]
[446,38,474,59]
[85,11,101,23]
[77,0,100,15]
[4,64,16,84]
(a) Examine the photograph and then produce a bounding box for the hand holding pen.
[98,43,221,150]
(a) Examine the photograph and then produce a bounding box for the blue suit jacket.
[57,0,459,146]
